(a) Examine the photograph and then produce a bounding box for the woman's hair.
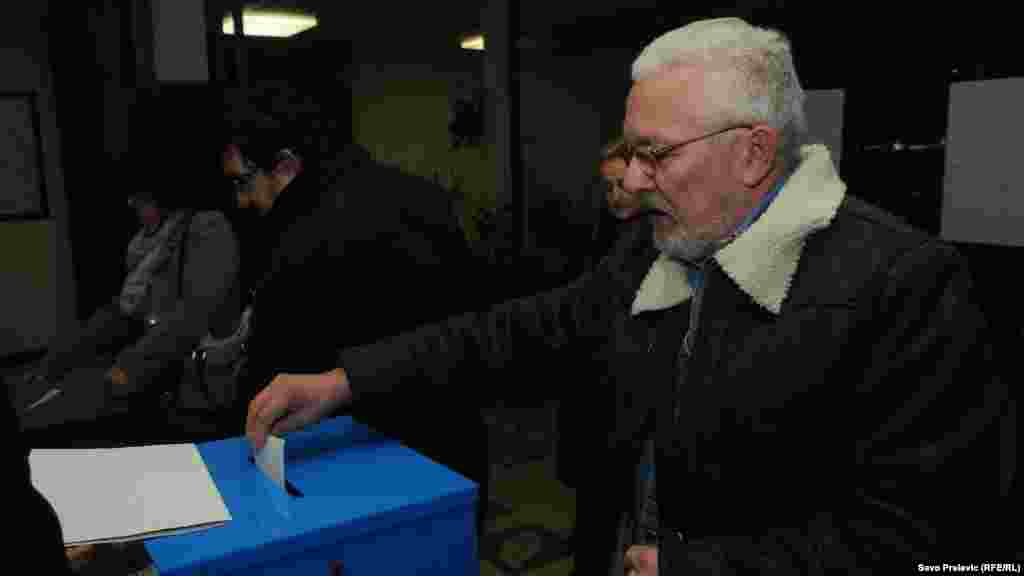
[222,107,298,173]
[120,89,234,213]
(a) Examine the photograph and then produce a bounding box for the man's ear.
[736,126,778,187]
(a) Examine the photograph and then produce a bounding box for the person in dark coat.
[243,17,1015,574]
[558,136,648,575]
[223,108,490,540]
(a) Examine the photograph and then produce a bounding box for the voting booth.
[144,416,478,574]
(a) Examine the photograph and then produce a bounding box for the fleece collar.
[631,144,846,316]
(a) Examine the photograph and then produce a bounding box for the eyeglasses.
[622,124,754,173]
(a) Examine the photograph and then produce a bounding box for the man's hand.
[66,544,96,569]
[624,545,658,576]
[246,368,352,451]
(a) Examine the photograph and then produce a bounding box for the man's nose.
[622,158,651,198]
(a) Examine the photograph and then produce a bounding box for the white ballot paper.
[29,444,231,546]
[254,435,286,490]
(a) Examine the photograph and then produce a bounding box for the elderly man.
[244,18,1013,573]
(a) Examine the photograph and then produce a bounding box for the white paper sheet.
[254,435,285,490]
[29,444,231,546]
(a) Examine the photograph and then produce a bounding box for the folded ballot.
[254,435,286,491]
[29,444,231,546]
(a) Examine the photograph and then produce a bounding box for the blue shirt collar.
[735,172,787,236]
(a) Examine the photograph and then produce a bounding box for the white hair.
[632,17,807,171]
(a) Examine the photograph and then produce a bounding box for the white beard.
[653,209,737,264]
[653,189,752,264]
[654,232,718,264]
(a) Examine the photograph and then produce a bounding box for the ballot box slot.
[248,455,305,497]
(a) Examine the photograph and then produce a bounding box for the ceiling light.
[222,9,318,38]
[460,34,485,51]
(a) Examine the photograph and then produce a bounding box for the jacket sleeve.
[846,240,1014,559]
[338,263,621,408]
[245,207,339,383]
[115,211,239,392]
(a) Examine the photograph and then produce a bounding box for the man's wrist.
[328,367,350,406]
[329,367,345,384]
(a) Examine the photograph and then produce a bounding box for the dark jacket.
[239,162,489,506]
[337,145,1014,571]
[557,178,630,573]
[3,390,72,573]
[242,164,478,391]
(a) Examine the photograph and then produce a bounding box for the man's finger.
[270,406,317,437]
[624,545,657,575]
[246,419,267,452]
[247,387,290,450]
[245,388,271,449]
[249,384,273,417]
[246,385,273,435]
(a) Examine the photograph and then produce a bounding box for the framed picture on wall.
[0,92,48,220]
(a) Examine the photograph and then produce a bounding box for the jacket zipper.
[675,260,707,425]
[659,260,707,548]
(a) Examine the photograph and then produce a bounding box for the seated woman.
[13,150,244,449]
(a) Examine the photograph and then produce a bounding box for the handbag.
[166,213,252,412]
[180,304,252,410]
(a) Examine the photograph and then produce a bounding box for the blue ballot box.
[144,416,478,575]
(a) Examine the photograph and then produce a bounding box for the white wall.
[0,1,74,357]
[152,0,209,83]
[943,78,1024,248]
[349,44,497,241]
[804,89,845,172]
